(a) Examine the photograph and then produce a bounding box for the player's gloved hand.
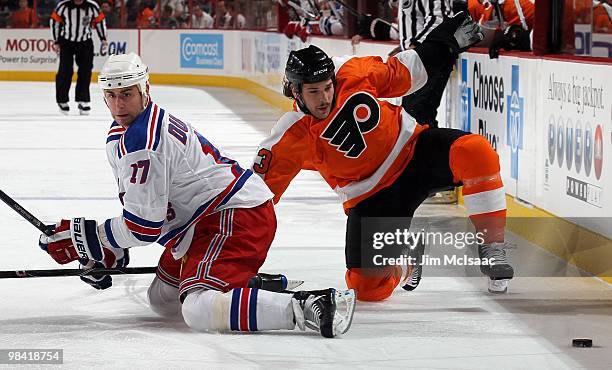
[78,250,129,290]
[424,11,484,54]
[39,218,126,266]
[488,25,532,59]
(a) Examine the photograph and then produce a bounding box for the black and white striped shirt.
[398,0,452,50]
[50,0,107,43]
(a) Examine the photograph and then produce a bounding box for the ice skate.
[77,102,91,115]
[401,235,425,291]
[58,103,69,115]
[478,243,514,294]
[292,288,355,338]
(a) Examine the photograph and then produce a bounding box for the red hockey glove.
[39,218,127,267]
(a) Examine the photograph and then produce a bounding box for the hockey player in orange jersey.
[253,12,514,301]
[467,0,534,30]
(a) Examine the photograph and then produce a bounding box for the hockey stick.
[0,266,157,279]
[0,189,54,236]
[0,268,305,290]
[274,0,318,20]
[0,192,306,290]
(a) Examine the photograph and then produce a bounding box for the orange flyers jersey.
[468,0,534,29]
[252,49,428,211]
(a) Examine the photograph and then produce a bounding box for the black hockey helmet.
[285,45,335,86]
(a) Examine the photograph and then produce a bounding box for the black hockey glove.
[489,25,532,59]
[423,11,483,55]
[78,249,130,290]
[413,11,482,80]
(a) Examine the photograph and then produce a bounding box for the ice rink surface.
[1,82,611,369]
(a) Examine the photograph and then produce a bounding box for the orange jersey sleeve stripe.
[51,11,63,24]
[91,12,105,26]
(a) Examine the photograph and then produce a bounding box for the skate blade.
[488,279,509,294]
[286,279,304,290]
[333,289,356,336]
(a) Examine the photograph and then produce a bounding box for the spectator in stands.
[213,0,229,28]
[468,0,534,30]
[159,0,185,17]
[0,0,12,28]
[137,0,156,28]
[191,3,213,29]
[9,0,38,28]
[227,2,245,29]
[36,0,56,28]
[200,0,212,14]
[160,4,178,28]
[593,0,612,33]
[100,1,118,28]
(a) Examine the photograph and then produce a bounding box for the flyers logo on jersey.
[320,92,380,158]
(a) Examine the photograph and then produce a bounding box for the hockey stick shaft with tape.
[0,190,54,236]
[0,266,157,278]
[0,268,304,291]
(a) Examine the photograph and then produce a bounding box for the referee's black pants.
[401,60,454,128]
[55,38,94,104]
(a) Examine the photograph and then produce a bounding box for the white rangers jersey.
[102,102,273,259]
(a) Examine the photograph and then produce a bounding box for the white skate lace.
[303,295,323,329]
[480,244,509,265]
[406,264,422,286]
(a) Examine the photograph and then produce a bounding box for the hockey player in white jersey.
[38,53,355,338]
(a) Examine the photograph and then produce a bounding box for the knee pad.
[450,135,506,242]
[147,277,181,318]
[449,134,502,194]
[182,289,231,332]
[345,267,402,302]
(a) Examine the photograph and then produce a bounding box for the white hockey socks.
[182,288,295,332]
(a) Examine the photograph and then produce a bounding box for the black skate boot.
[58,103,69,115]
[292,288,355,338]
[77,102,91,115]
[478,243,514,293]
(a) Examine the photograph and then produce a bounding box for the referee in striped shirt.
[393,0,453,127]
[50,0,107,115]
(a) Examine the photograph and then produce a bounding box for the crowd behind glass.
[0,0,610,56]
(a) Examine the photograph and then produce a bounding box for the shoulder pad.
[118,103,165,158]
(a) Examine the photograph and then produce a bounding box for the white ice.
[0,82,611,369]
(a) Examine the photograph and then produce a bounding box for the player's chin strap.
[138,82,151,110]
[293,77,338,117]
[295,93,313,115]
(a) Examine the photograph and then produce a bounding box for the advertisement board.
[456,53,535,198]
[0,29,137,72]
[179,33,224,69]
[534,59,611,236]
